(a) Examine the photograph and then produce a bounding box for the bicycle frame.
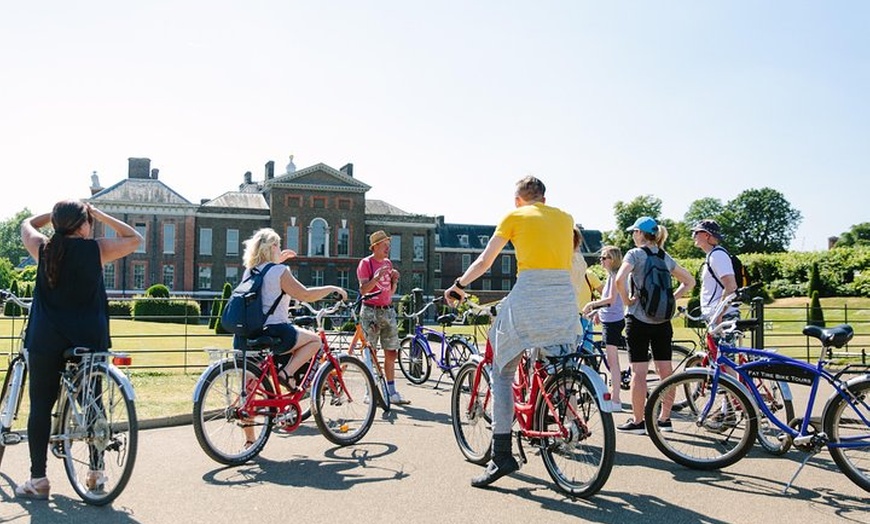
[411,325,458,372]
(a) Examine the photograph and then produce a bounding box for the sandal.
[15,478,50,500]
[277,372,299,392]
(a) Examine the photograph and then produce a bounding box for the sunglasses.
[599,256,611,261]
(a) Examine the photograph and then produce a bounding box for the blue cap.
[626,216,658,234]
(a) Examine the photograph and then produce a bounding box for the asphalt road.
[0,373,867,524]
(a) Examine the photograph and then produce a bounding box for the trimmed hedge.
[108,300,133,318]
[131,297,201,324]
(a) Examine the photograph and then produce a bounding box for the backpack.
[220,263,285,337]
[632,247,675,321]
[706,246,748,290]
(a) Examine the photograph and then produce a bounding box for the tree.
[0,258,15,290]
[721,188,802,254]
[808,261,821,299]
[213,282,232,334]
[808,290,825,327]
[683,197,724,226]
[834,222,870,247]
[610,196,663,253]
[0,209,32,265]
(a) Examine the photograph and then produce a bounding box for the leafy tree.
[4,279,21,316]
[834,222,870,247]
[721,188,802,254]
[0,257,15,290]
[0,209,32,265]
[214,282,232,334]
[683,197,724,226]
[808,290,825,327]
[808,261,821,299]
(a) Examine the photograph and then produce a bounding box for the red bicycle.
[450,301,616,498]
[192,298,377,465]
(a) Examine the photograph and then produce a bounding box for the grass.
[1,296,868,424]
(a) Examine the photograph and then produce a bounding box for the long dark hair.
[43,200,92,289]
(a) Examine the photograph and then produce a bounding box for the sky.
[1,1,868,251]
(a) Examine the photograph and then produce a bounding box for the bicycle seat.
[62,347,96,360]
[802,324,854,348]
[735,318,759,331]
[292,316,316,328]
[246,335,283,350]
[437,313,457,326]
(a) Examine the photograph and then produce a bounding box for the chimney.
[244,171,252,184]
[340,163,354,177]
[265,161,275,180]
[90,171,103,195]
[151,168,159,180]
[128,157,151,179]
[200,198,209,205]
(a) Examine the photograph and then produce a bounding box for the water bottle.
[0,360,25,428]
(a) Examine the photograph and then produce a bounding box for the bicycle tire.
[193,358,274,466]
[60,364,138,505]
[823,377,870,491]
[450,361,492,465]
[755,379,794,456]
[535,369,615,498]
[645,370,757,470]
[0,357,27,469]
[445,338,477,380]
[312,355,376,446]
[398,337,431,385]
[671,353,707,412]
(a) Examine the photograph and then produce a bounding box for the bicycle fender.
[105,364,137,401]
[574,364,613,413]
[192,357,246,402]
[821,375,870,421]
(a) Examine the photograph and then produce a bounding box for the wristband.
[454,279,467,290]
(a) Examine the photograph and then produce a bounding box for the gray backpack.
[632,247,675,321]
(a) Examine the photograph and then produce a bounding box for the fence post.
[752,297,764,350]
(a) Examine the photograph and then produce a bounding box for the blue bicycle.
[645,290,870,492]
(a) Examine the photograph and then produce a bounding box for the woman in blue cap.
[613,216,694,434]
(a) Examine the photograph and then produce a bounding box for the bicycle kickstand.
[515,433,528,467]
[783,452,816,494]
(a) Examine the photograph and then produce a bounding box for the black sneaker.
[617,418,646,435]
[657,419,673,432]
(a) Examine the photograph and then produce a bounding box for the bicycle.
[674,298,795,456]
[644,289,870,493]
[0,290,138,505]
[297,291,391,413]
[450,299,615,498]
[398,297,479,387]
[192,297,377,465]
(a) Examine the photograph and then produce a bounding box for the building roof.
[365,199,412,216]
[201,191,269,210]
[267,163,371,193]
[89,178,193,205]
[436,223,498,250]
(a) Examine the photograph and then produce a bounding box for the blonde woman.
[582,246,626,412]
[239,228,347,388]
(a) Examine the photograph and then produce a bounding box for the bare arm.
[671,264,696,301]
[614,261,635,308]
[280,269,348,303]
[92,206,143,264]
[359,262,398,295]
[21,213,52,260]
[444,235,508,305]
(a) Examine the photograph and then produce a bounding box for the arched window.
[308,218,330,257]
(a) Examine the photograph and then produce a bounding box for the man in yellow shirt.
[445,176,576,488]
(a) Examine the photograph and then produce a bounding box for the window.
[312,269,324,287]
[413,235,425,262]
[312,197,326,209]
[478,235,489,247]
[433,277,442,290]
[308,218,329,257]
[163,265,175,290]
[390,235,401,261]
[163,223,175,254]
[226,229,239,256]
[458,234,469,248]
[198,266,212,289]
[135,224,147,253]
[337,199,351,210]
[462,253,471,272]
[482,279,491,291]
[502,278,512,291]
[103,263,115,289]
[133,264,146,290]
[412,272,424,290]
[337,226,350,257]
[286,225,299,253]
[225,266,239,286]
[286,195,301,208]
[434,253,442,272]
[501,255,511,274]
[199,228,212,256]
[337,270,350,290]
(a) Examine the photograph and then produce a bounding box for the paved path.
[0,374,866,523]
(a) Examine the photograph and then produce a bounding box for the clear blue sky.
[2,1,867,251]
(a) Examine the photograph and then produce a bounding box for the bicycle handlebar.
[677,282,761,335]
[0,290,31,311]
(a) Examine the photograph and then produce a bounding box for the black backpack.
[633,247,675,321]
[220,263,284,337]
[706,246,747,290]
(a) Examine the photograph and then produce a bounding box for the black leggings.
[26,347,66,478]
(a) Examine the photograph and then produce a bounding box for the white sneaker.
[363,393,371,405]
[389,391,411,405]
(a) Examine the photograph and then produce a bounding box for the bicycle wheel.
[671,353,707,412]
[645,371,757,470]
[445,338,477,379]
[823,378,870,491]
[0,357,27,468]
[398,336,431,385]
[536,369,615,498]
[312,355,376,446]
[755,379,794,456]
[192,358,274,466]
[60,365,138,505]
[451,361,492,465]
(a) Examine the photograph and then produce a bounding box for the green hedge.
[131,298,201,324]
[108,300,133,318]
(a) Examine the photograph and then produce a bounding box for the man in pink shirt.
[357,230,409,405]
